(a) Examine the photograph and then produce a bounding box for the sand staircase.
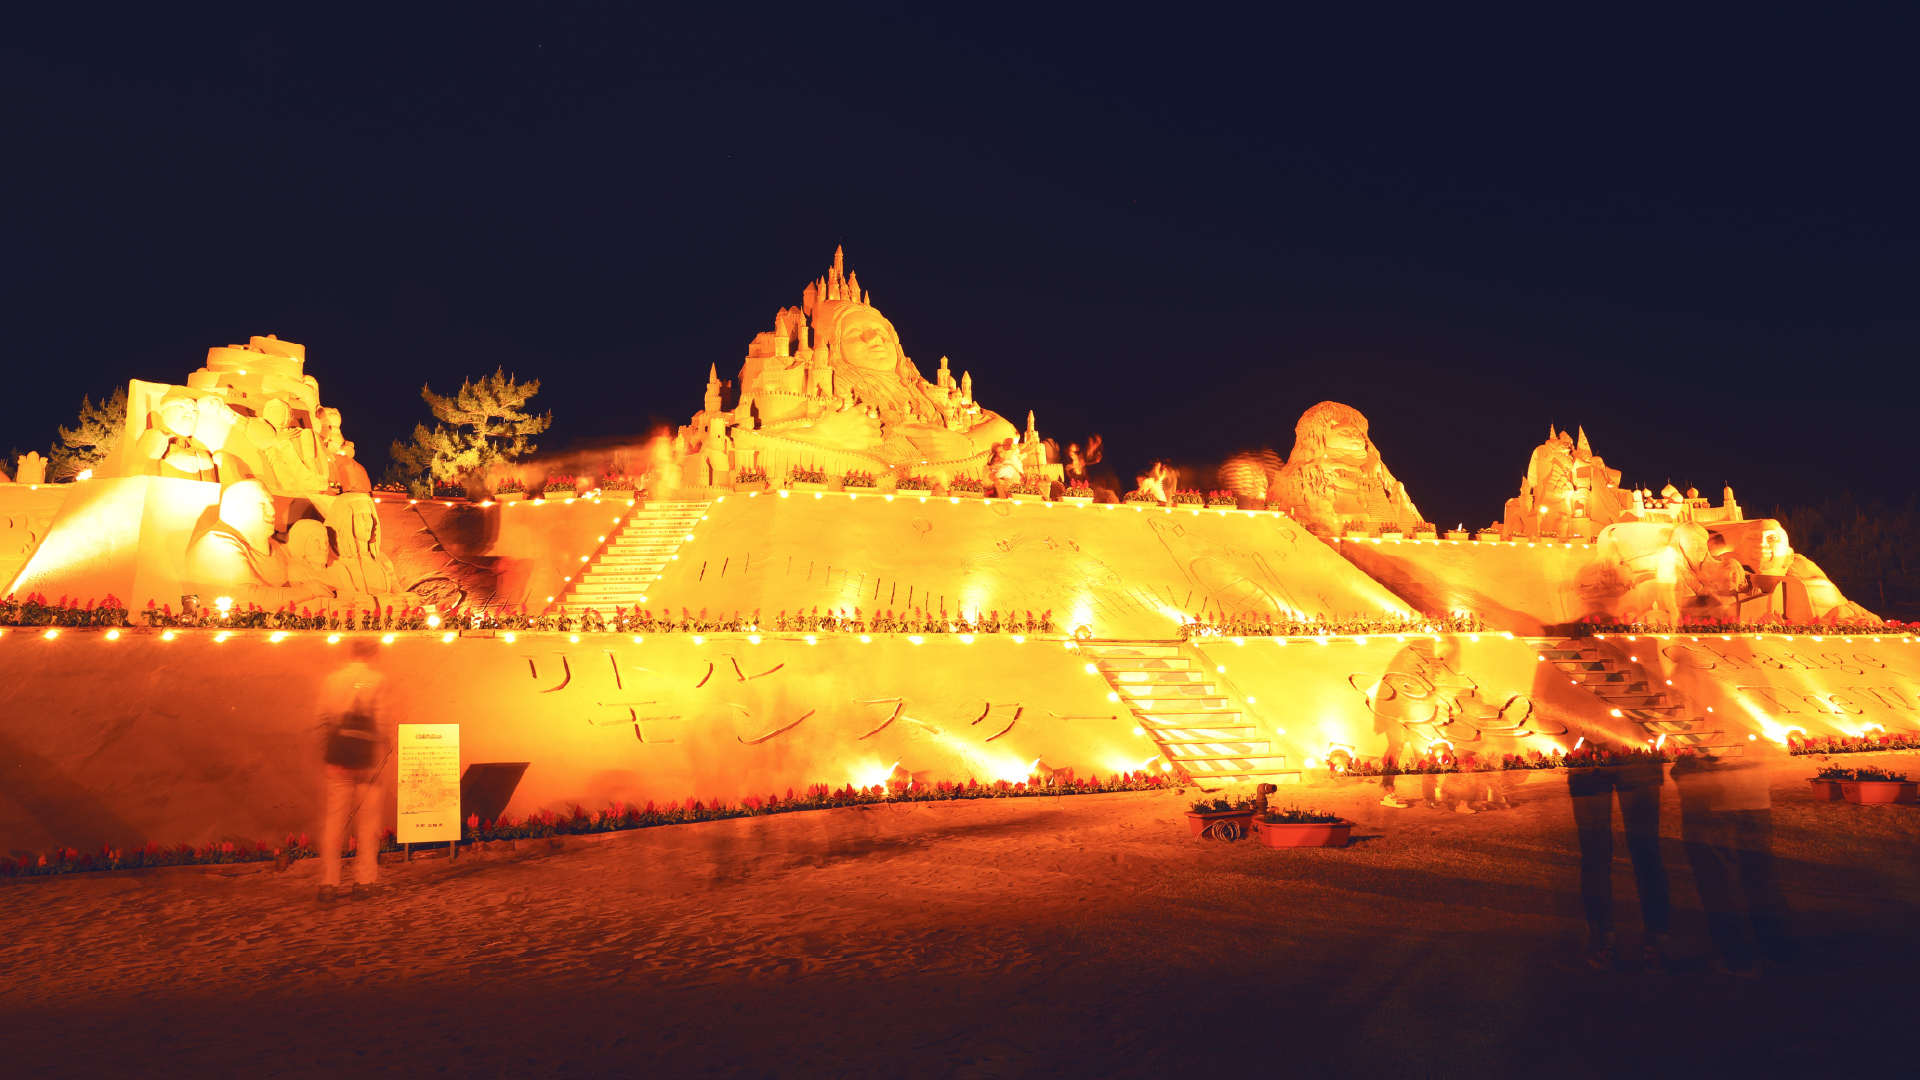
[1077,641,1300,783]
[554,500,710,615]
[1530,636,1743,755]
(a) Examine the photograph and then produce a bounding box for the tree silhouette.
[387,368,551,495]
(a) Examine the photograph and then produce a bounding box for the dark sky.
[3,7,1914,529]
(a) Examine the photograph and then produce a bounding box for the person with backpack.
[317,636,391,902]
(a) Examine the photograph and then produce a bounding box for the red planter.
[1840,780,1918,805]
[1809,778,1845,801]
[1253,818,1355,848]
[1186,810,1255,839]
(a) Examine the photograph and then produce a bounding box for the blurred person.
[317,636,391,902]
[1671,747,1796,976]
[1563,757,1671,971]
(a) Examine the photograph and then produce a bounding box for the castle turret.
[704,364,723,414]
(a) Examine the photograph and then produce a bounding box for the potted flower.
[1171,489,1205,507]
[843,469,878,491]
[599,473,636,492]
[1122,489,1155,504]
[1379,522,1405,540]
[1343,522,1371,538]
[1206,489,1237,508]
[1061,480,1095,506]
[1186,796,1256,839]
[1444,528,1470,541]
[494,476,525,503]
[541,474,577,501]
[733,466,769,493]
[1412,522,1438,540]
[1809,766,1850,801]
[1475,529,1502,542]
[1839,766,1917,805]
[947,475,985,499]
[1008,478,1048,503]
[1264,501,1286,514]
[1254,806,1355,848]
[895,474,933,495]
[789,466,828,493]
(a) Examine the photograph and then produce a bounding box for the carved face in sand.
[287,519,332,570]
[831,306,903,372]
[1291,402,1371,466]
[218,479,276,550]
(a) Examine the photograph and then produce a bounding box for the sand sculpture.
[14,451,47,485]
[662,247,1054,493]
[1266,402,1424,535]
[7,335,410,614]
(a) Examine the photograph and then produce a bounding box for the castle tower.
[960,371,972,404]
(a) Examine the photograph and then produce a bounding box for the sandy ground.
[3,759,1917,1079]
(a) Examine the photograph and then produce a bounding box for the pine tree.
[51,386,128,480]
[388,368,551,495]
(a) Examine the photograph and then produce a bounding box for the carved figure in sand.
[325,492,401,598]
[331,440,373,494]
[687,248,1036,487]
[1268,402,1421,534]
[115,336,358,499]
[185,479,335,606]
[285,518,354,596]
[1503,426,1741,538]
[14,451,47,485]
[1579,518,1877,626]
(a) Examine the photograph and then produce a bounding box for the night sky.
[3,8,1914,530]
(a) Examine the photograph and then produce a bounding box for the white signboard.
[396,723,461,845]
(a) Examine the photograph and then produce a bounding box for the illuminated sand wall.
[5,625,1916,852]
[0,631,1128,853]
[630,494,1410,638]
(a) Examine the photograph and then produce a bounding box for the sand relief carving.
[1265,402,1423,536]
[1146,515,1302,616]
[1350,638,1556,742]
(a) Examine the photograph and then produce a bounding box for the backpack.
[324,676,381,769]
[325,710,378,768]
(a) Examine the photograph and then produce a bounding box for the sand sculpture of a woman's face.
[831,305,904,372]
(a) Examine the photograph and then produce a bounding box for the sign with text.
[396,724,461,844]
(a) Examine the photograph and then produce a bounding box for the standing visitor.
[1671,747,1795,975]
[317,636,391,903]
[1563,754,1671,971]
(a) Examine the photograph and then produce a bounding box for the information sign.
[396,723,461,845]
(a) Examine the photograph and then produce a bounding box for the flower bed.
[1206,489,1236,507]
[1122,489,1155,503]
[1063,481,1094,500]
[598,473,637,491]
[1009,479,1048,497]
[494,476,525,495]
[895,475,932,493]
[1,593,130,628]
[732,466,768,485]
[1178,610,1488,639]
[787,467,827,486]
[1788,732,1920,756]
[843,470,877,489]
[542,474,577,495]
[1581,613,1899,636]
[947,475,984,494]
[1171,489,1204,506]
[1,772,1172,879]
